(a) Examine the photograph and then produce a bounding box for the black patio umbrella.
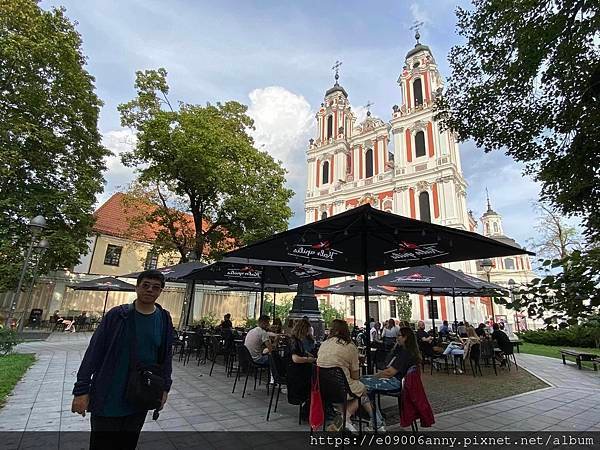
[315,279,400,329]
[222,204,533,370]
[372,265,508,335]
[122,261,206,282]
[184,258,350,316]
[122,261,207,329]
[68,277,137,318]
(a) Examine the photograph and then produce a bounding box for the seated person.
[361,327,421,430]
[287,319,316,418]
[491,323,512,366]
[301,317,316,354]
[317,320,380,433]
[270,317,283,334]
[244,315,272,365]
[416,320,437,357]
[220,313,233,329]
[475,323,487,338]
[439,320,451,338]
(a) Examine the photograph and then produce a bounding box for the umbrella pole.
[184,280,196,328]
[353,293,356,329]
[461,296,466,322]
[259,272,265,317]
[452,288,458,332]
[430,288,436,340]
[102,291,109,319]
[362,229,373,374]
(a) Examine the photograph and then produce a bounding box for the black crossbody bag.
[125,303,166,411]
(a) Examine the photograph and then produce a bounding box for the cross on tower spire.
[332,60,342,85]
[486,187,492,212]
[364,100,374,117]
[410,20,424,44]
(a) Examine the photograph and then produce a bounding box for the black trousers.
[90,411,148,450]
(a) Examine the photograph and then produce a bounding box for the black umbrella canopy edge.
[67,276,137,291]
[223,204,535,274]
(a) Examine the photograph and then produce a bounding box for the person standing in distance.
[71,270,174,449]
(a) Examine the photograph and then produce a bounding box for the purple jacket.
[72,303,174,414]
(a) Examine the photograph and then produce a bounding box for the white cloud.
[409,2,431,26]
[97,129,137,206]
[247,86,314,226]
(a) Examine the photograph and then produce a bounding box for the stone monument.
[288,281,325,341]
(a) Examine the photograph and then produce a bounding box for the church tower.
[389,31,469,231]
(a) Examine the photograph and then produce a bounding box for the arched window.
[419,191,431,223]
[415,131,426,157]
[365,148,374,178]
[322,160,329,184]
[413,78,424,106]
[321,211,328,220]
[327,115,333,140]
[486,223,490,234]
[493,223,499,233]
[504,258,515,270]
[346,152,352,174]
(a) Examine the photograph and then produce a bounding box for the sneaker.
[345,421,359,434]
[327,414,343,432]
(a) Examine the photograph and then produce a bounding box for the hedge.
[518,324,600,348]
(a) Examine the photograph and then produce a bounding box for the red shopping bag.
[309,366,324,430]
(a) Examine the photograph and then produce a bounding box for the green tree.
[395,293,413,322]
[118,69,293,261]
[0,0,108,290]
[503,249,600,326]
[319,301,344,328]
[528,202,583,262]
[436,0,600,243]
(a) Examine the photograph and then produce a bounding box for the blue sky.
[41,0,546,249]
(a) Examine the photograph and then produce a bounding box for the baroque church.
[304,36,536,331]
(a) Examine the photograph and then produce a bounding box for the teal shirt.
[100,308,163,417]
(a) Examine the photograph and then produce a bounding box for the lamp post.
[5,216,47,328]
[508,278,518,333]
[481,259,495,323]
[17,239,49,333]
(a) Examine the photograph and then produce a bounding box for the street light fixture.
[481,259,495,323]
[5,216,47,328]
[17,239,49,333]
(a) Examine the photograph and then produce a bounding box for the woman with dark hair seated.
[361,326,421,430]
[287,319,316,418]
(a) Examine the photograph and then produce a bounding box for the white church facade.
[304,38,537,330]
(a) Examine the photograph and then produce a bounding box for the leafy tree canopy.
[0,0,108,290]
[436,0,600,243]
[119,69,293,261]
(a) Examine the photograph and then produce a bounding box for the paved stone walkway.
[2,333,598,433]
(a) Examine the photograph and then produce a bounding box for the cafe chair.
[232,344,269,398]
[318,367,364,435]
[266,352,288,421]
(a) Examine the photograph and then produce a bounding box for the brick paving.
[1,333,599,433]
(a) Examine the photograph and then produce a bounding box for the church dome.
[325,81,348,98]
[406,43,431,59]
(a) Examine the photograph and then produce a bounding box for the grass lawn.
[520,342,600,370]
[383,360,549,419]
[0,353,36,407]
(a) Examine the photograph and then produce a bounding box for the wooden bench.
[560,349,598,371]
